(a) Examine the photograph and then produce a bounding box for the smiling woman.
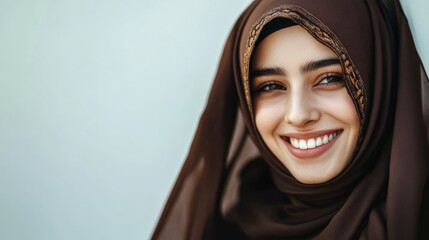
[251,25,360,184]
[153,0,429,239]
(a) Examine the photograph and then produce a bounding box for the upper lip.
[281,129,342,140]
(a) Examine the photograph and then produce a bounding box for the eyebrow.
[300,58,341,75]
[250,67,286,79]
[250,57,341,80]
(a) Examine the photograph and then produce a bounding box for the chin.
[279,152,346,184]
[291,171,337,184]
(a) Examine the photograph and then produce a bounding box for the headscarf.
[152,0,429,239]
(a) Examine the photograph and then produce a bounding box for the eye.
[254,81,286,93]
[316,73,344,87]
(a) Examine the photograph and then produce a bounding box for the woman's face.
[251,25,360,184]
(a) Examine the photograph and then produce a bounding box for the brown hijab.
[153,0,429,239]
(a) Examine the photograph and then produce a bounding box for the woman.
[153,0,429,239]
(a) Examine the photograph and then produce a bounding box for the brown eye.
[317,74,344,86]
[256,82,286,93]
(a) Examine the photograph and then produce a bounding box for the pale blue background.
[0,0,427,239]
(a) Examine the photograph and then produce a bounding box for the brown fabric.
[152,0,429,239]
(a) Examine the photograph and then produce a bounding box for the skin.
[251,25,360,184]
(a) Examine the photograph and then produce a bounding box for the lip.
[281,130,342,159]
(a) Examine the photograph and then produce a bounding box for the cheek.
[319,89,360,134]
[335,92,360,129]
[254,99,285,137]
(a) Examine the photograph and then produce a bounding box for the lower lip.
[283,132,341,159]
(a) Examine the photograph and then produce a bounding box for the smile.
[281,130,342,158]
[290,131,338,149]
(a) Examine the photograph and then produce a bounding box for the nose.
[284,90,320,127]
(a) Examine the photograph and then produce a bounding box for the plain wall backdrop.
[0,0,427,239]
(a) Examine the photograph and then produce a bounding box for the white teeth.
[307,139,316,149]
[316,137,323,146]
[299,140,307,149]
[323,135,329,144]
[291,138,297,148]
[289,131,339,150]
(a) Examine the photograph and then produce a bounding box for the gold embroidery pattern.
[243,5,367,127]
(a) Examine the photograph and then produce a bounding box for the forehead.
[251,26,337,68]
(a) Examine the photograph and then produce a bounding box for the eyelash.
[316,73,344,86]
[254,81,286,93]
[252,73,344,94]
